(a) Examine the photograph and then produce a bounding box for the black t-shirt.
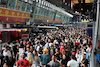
[83,59,88,67]
[61,59,67,66]
[0,55,4,67]
[13,45,17,54]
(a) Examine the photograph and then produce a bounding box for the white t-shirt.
[49,43,52,47]
[86,47,91,56]
[3,50,11,57]
[75,53,83,63]
[36,45,42,56]
[36,45,42,52]
[44,43,49,49]
[67,60,79,67]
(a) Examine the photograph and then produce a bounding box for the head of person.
[21,53,26,59]
[33,50,38,56]
[61,43,64,47]
[52,55,58,62]
[7,41,10,45]
[5,46,9,51]
[3,63,8,67]
[55,48,58,53]
[30,46,33,51]
[70,55,75,60]
[26,47,30,52]
[63,55,66,59]
[86,45,90,48]
[13,41,16,45]
[42,48,49,55]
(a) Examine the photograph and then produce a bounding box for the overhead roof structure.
[36,0,73,18]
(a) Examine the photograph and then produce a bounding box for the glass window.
[22,2,26,11]
[36,7,39,15]
[38,8,41,15]
[9,0,15,9]
[35,7,37,14]
[26,3,30,12]
[16,0,21,10]
[41,8,44,16]
[0,0,7,7]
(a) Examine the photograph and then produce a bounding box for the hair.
[71,55,75,59]
[5,46,9,49]
[7,41,10,44]
[27,52,33,65]
[13,41,16,44]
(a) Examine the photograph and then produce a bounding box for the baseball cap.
[42,48,48,52]
[72,52,76,55]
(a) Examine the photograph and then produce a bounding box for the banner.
[0,8,30,18]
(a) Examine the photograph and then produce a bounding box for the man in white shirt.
[67,55,79,67]
[75,50,83,64]
[44,40,49,49]
[3,46,11,57]
[86,45,91,57]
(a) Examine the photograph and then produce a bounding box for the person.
[48,55,60,67]
[40,48,51,67]
[17,53,30,67]
[3,46,11,57]
[50,43,54,56]
[3,63,8,67]
[32,50,40,67]
[27,52,33,66]
[24,47,31,57]
[67,55,79,67]
[75,49,83,64]
[80,53,88,67]
[0,50,3,67]
[44,40,49,49]
[60,43,65,54]
[12,41,17,57]
[36,42,43,58]
[86,45,91,58]
[61,55,67,67]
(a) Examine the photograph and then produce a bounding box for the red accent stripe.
[0,16,26,22]
[22,35,28,37]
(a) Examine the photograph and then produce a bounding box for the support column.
[29,4,32,13]
[42,8,45,20]
[25,2,28,12]
[14,0,17,9]
[32,6,36,21]
[39,8,42,19]
[36,7,40,19]
[19,1,23,11]
[6,0,10,8]
[53,11,57,24]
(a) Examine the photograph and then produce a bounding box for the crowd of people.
[0,26,92,67]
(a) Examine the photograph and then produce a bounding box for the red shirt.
[17,59,30,67]
[60,46,65,53]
